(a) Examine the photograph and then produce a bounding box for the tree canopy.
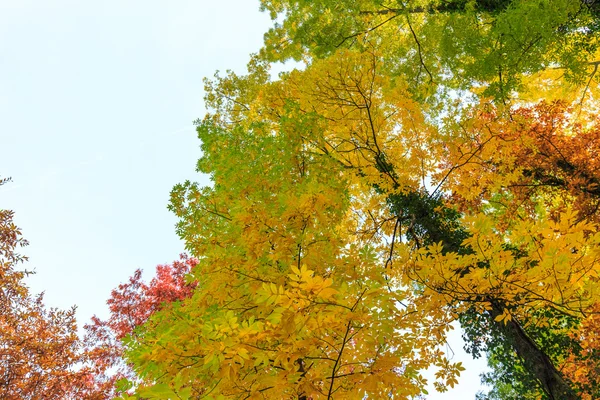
[4,1,600,399]
[114,1,600,398]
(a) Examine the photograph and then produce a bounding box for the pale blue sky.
[0,1,487,398]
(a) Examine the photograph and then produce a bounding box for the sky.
[0,1,488,398]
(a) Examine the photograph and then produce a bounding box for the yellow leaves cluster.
[254,265,338,320]
[287,265,338,300]
[412,207,600,327]
[494,308,513,325]
[433,358,466,392]
[127,47,471,399]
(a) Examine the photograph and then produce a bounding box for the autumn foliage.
[0,175,197,399]
[0,180,88,399]
[5,1,600,399]
[82,255,198,398]
[114,2,600,396]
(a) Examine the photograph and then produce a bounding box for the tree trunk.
[489,301,578,400]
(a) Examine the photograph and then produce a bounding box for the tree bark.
[488,301,578,400]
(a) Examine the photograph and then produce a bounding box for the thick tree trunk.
[489,301,578,400]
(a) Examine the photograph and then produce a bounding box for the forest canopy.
[119,1,600,398]
[2,1,600,399]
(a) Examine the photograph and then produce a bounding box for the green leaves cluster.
[260,0,600,99]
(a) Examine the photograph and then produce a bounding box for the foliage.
[82,255,197,398]
[118,50,468,399]
[562,302,600,399]
[1,175,200,398]
[9,0,597,398]
[259,0,600,100]
[115,8,600,391]
[0,178,89,399]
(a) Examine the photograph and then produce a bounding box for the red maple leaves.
[82,254,198,398]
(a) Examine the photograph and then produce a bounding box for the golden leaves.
[133,31,600,398]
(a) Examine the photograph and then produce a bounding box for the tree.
[115,1,600,399]
[256,1,600,397]
[0,177,199,399]
[0,177,90,399]
[562,301,600,400]
[120,51,466,399]
[82,255,197,398]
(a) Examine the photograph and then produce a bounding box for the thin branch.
[405,14,434,84]
[385,217,402,270]
[336,14,401,48]
[326,320,353,399]
[578,61,599,111]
